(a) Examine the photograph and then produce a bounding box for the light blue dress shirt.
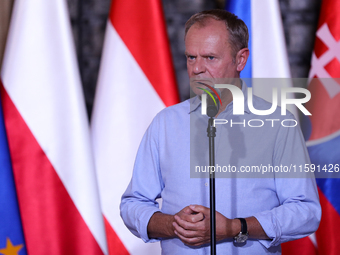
[120,83,321,255]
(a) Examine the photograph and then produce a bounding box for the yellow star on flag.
[0,238,23,255]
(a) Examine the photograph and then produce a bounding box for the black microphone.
[206,90,220,117]
[198,82,221,118]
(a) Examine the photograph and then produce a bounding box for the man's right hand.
[147,205,205,240]
[175,205,205,224]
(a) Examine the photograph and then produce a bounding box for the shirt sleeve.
[253,118,321,248]
[120,114,163,243]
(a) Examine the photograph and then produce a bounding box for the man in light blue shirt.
[120,9,321,254]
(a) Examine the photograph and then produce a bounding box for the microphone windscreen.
[205,88,220,117]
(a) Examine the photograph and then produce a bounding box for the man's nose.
[193,58,206,75]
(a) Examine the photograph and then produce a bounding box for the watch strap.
[236,218,247,234]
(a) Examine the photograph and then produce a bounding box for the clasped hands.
[172,205,238,246]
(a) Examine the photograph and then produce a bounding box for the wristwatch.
[234,218,249,243]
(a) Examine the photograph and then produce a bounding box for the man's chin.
[189,80,213,95]
[190,86,204,96]
[190,79,215,86]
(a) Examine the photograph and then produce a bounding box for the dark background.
[66,0,322,118]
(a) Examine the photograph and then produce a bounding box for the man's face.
[185,19,243,95]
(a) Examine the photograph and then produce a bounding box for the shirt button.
[205,183,208,187]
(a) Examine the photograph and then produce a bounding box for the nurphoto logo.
[200,84,311,128]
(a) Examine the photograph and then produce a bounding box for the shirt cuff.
[137,207,162,243]
[253,211,282,248]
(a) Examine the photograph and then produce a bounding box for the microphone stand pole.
[207,117,216,255]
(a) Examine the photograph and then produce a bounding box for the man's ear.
[236,48,249,72]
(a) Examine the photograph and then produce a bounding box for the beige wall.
[0,0,14,70]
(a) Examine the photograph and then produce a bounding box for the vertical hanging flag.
[1,0,107,254]
[226,0,313,253]
[302,0,340,254]
[0,96,27,255]
[91,0,179,254]
[226,0,297,117]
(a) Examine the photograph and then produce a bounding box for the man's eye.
[187,56,195,60]
[208,56,215,60]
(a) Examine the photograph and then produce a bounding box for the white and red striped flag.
[0,0,107,254]
[91,0,179,254]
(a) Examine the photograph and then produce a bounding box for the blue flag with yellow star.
[0,97,27,255]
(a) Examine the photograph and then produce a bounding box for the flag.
[0,97,27,255]
[0,0,107,254]
[91,0,179,254]
[301,0,340,254]
[226,0,313,253]
[226,0,297,118]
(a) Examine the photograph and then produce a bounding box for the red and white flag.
[1,0,107,254]
[91,0,179,254]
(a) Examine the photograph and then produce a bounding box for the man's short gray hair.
[185,9,249,60]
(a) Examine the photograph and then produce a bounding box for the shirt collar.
[188,79,251,114]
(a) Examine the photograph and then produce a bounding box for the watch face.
[234,233,249,243]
